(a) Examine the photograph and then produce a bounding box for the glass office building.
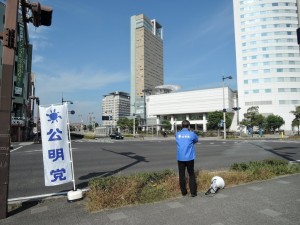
[233,0,300,132]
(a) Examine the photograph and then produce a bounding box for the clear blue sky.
[30,0,237,124]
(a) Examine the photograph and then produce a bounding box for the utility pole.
[0,0,19,219]
[222,75,232,140]
[0,1,52,218]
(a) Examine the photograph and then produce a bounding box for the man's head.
[182,120,190,128]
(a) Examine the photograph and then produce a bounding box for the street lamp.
[222,75,232,139]
[29,96,40,143]
[128,95,138,137]
[142,89,152,131]
[88,112,95,132]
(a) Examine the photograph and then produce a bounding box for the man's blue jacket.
[175,128,198,161]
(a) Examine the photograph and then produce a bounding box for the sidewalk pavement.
[2,173,299,225]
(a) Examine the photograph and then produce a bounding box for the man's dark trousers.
[178,160,197,195]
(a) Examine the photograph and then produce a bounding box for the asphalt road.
[8,138,300,200]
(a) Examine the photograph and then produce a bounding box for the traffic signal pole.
[0,0,19,219]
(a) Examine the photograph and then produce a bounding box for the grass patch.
[86,159,300,212]
[83,133,96,139]
[287,135,300,140]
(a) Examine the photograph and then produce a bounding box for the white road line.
[25,150,42,153]
[23,148,78,153]
[10,146,24,152]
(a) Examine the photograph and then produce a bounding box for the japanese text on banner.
[39,104,72,186]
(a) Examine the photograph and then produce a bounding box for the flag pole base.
[67,189,83,202]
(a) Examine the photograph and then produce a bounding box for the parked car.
[109,132,124,139]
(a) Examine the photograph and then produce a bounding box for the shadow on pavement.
[75,148,149,190]
[8,200,39,217]
[250,143,298,162]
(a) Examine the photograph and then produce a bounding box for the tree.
[87,124,93,131]
[290,106,300,135]
[207,111,232,130]
[256,114,266,129]
[117,117,139,132]
[117,118,131,130]
[161,120,171,130]
[240,106,263,129]
[207,111,223,130]
[265,114,285,133]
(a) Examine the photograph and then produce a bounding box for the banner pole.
[65,103,82,202]
[65,103,76,191]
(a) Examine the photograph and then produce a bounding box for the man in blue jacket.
[175,120,198,197]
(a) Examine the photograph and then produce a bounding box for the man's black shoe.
[191,194,197,197]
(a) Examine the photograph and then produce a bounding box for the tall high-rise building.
[102,92,130,127]
[233,0,300,131]
[130,14,164,121]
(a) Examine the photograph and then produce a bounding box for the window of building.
[291,88,297,92]
[189,114,203,120]
[264,78,272,83]
[174,114,186,121]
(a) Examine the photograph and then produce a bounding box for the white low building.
[147,87,239,132]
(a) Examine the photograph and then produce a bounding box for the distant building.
[233,0,300,132]
[130,14,164,122]
[147,87,238,132]
[101,92,130,127]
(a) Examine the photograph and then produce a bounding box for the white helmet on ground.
[205,176,225,195]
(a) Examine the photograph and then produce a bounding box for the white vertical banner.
[39,104,72,186]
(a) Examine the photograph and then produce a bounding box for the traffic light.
[31,2,53,27]
[3,28,15,48]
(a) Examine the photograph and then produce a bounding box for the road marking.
[10,146,24,152]
[21,148,78,153]
[19,142,34,146]
[25,150,42,153]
